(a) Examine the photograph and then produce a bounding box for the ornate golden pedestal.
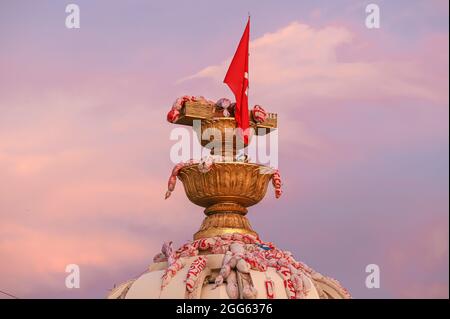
[172,101,278,240]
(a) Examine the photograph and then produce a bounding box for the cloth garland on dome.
[153,233,351,299]
[161,259,185,289]
[276,266,297,299]
[159,241,187,289]
[214,242,258,299]
[185,256,208,294]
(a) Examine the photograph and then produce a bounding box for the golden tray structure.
[175,101,278,134]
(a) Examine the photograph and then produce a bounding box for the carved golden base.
[194,201,257,239]
[194,212,258,240]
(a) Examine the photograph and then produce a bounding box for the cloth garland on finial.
[216,98,234,117]
[251,105,267,123]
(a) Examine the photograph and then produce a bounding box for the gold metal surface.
[194,213,257,240]
[178,162,272,208]
[178,162,273,239]
[174,101,278,134]
[204,202,248,215]
[196,118,256,153]
[174,101,215,126]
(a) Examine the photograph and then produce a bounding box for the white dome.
[107,234,350,299]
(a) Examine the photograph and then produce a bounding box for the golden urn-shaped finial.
[166,96,279,240]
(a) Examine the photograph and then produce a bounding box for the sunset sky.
[0,0,448,298]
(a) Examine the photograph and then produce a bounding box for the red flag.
[224,17,250,144]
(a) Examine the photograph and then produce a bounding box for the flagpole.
[247,13,250,102]
[224,15,251,144]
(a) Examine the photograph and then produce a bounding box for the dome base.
[107,233,351,299]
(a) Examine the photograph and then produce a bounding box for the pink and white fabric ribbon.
[276,266,297,299]
[252,105,267,123]
[271,170,282,199]
[165,158,216,199]
[216,98,234,117]
[165,162,190,199]
[154,232,351,298]
[166,95,196,123]
[161,258,185,289]
[185,256,208,293]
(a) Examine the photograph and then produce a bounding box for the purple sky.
[0,0,448,298]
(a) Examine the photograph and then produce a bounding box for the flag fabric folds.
[224,17,250,144]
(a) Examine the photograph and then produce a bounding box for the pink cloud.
[382,214,449,298]
[0,221,158,297]
[182,22,447,105]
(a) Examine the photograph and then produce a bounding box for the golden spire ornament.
[108,19,350,299]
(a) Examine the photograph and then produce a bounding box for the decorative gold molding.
[197,118,257,155]
[178,162,273,239]
[178,162,272,208]
[175,101,277,135]
[204,202,248,216]
[194,213,257,240]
